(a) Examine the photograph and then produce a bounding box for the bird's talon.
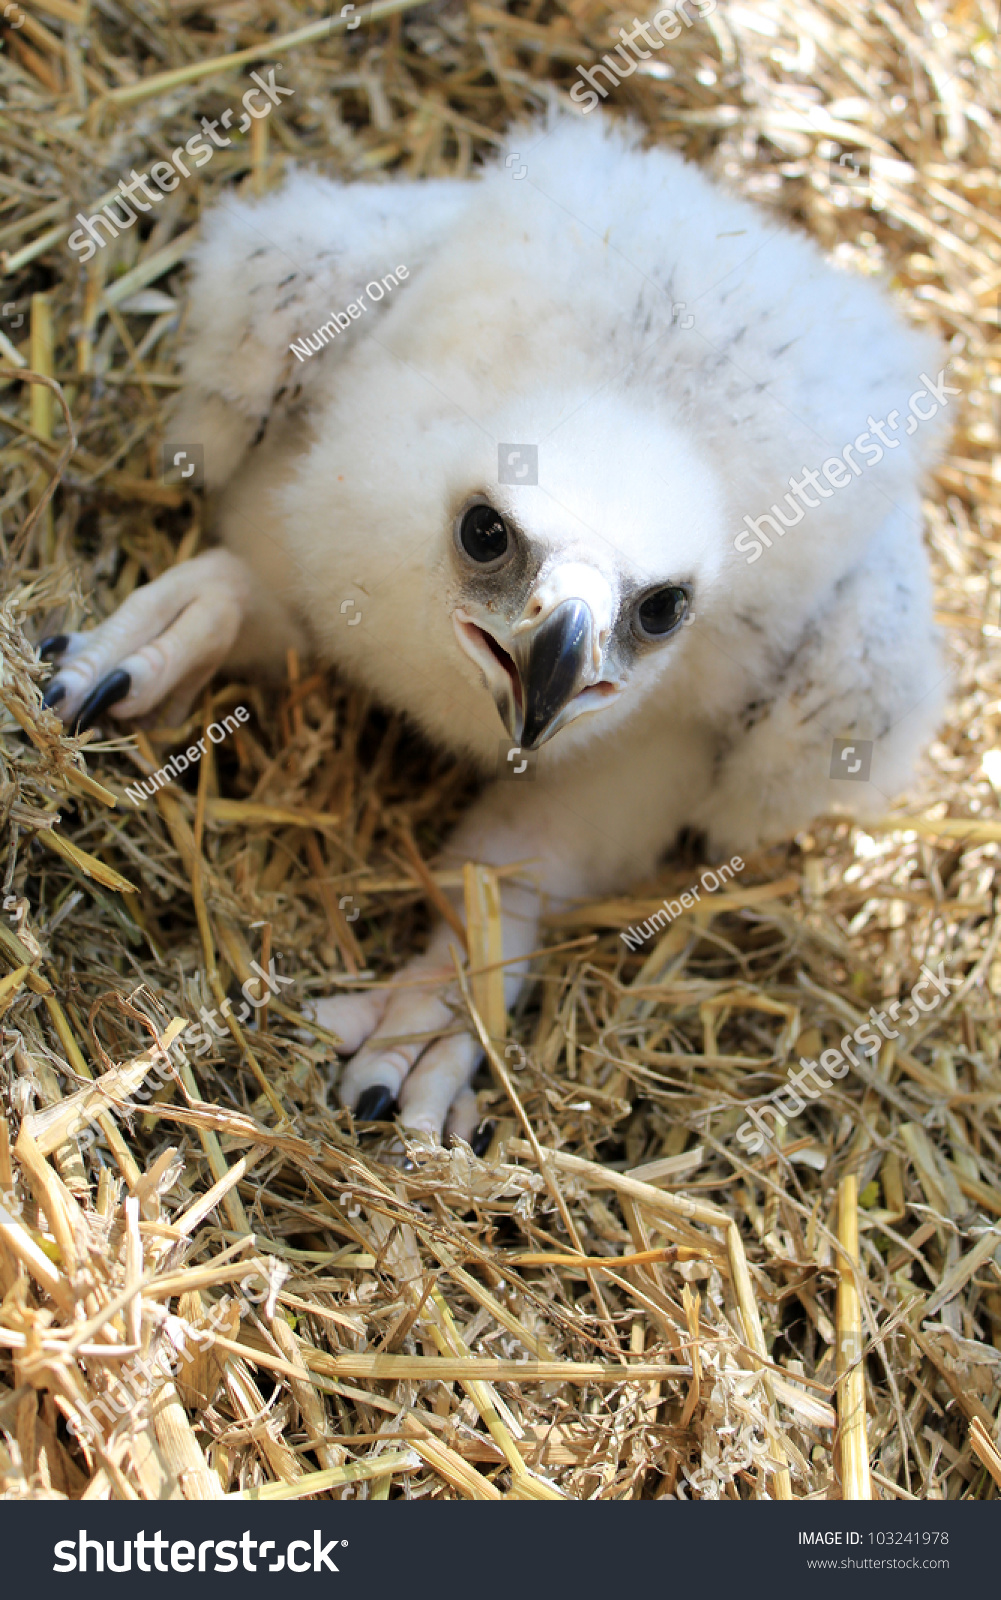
[72,668,132,733]
[354,1083,397,1123]
[470,1119,495,1158]
[42,683,66,710]
[39,634,69,660]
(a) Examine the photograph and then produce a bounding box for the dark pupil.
[639,586,686,635]
[460,504,508,563]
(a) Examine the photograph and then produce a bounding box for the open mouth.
[455,616,523,712]
[454,608,619,746]
[478,624,523,712]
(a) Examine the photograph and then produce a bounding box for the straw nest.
[1,0,1000,1504]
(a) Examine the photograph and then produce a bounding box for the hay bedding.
[0,0,999,1505]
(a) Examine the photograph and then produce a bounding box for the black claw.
[39,634,69,661]
[471,1119,495,1158]
[72,668,132,734]
[42,683,66,710]
[354,1084,396,1123]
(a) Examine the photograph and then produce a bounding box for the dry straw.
[1,0,1000,1502]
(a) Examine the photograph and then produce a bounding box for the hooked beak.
[516,597,593,748]
[455,590,618,750]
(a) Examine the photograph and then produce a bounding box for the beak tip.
[517,716,548,752]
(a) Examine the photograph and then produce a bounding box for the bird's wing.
[698,501,946,855]
[169,171,468,488]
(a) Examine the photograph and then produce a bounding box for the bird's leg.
[313,857,549,1148]
[318,863,548,1146]
[40,549,264,730]
[314,736,694,1147]
[307,828,550,1146]
[306,798,556,1148]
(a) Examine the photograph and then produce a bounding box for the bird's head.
[444,392,727,754]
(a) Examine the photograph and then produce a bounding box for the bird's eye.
[634,585,690,640]
[457,502,510,567]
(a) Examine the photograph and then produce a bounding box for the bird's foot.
[39,549,251,731]
[306,963,486,1148]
